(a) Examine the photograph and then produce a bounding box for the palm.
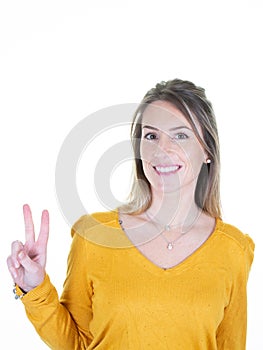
[18,241,45,288]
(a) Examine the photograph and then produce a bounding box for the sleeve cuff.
[16,274,54,303]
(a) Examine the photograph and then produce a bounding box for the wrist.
[13,284,27,299]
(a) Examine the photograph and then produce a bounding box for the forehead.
[141,100,193,130]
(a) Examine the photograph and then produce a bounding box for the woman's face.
[140,100,207,194]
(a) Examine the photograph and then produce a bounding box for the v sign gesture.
[7,204,49,292]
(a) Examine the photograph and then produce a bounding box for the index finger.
[23,204,35,243]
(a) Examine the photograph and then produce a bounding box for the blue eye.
[173,133,189,140]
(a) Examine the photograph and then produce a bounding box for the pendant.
[165,224,171,231]
[167,243,173,250]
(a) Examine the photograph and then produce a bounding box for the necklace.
[144,211,188,250]
[160,232,188,250]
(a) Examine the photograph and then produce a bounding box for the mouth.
[153,164,182,175]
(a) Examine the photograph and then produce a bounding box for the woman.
[7,79,254,349]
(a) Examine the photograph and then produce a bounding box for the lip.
[153,164,182,175]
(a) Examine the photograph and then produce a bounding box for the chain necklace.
[144,211,189,250]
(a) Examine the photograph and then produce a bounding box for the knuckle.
[11,240,23,250]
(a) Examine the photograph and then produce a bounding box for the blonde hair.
[120,79,221,218]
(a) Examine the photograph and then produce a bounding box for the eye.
[173,132,189,140]
[144,132,158,140]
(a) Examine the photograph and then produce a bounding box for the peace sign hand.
[7,204,49,292]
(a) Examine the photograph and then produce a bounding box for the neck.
[147,186,202,230]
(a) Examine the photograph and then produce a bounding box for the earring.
[206,158,211,164]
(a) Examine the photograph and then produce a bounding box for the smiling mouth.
[153,165,182,175]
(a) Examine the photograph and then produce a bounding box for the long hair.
[119,79,221,218]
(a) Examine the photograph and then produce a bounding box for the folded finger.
[7,256,18,280]
[11,240,24,268]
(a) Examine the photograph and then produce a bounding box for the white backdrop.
[1,0,262,348]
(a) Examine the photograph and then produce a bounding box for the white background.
[1,0,262,348]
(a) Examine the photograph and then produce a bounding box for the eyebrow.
[142,125,193,132]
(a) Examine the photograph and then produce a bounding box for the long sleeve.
[18,212,255,350]
[216,234,255,349]
[21,233,93,350]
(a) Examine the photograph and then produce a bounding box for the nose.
[158,132,175,153]
[152,133,178,162]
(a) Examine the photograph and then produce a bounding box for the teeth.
[155,165,180,173]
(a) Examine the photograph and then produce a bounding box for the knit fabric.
[21,211,254,350]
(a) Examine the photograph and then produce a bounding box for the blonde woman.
[7,79,254,349]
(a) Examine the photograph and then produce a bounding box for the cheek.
[140,141,156,161]
[177,140,204,168]
[183,144,205,170]
[180,138,204,157]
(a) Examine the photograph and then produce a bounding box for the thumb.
[18,250,37,272]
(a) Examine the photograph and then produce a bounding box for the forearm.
[21,274,87,350]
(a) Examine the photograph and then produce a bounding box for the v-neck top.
[21,211,254,350]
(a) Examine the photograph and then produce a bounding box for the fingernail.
[18,251,24,259]
[14,260,20,268]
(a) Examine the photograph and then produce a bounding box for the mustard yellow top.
[20,211,254,350]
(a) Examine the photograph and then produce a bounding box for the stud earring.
[206,158,211,164]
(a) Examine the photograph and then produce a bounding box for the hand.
[7,204,49,292]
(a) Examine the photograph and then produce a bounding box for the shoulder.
[71,211,131,248]
[216,219,254,251]
[71,211,118,234]
[215,219,255,271]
